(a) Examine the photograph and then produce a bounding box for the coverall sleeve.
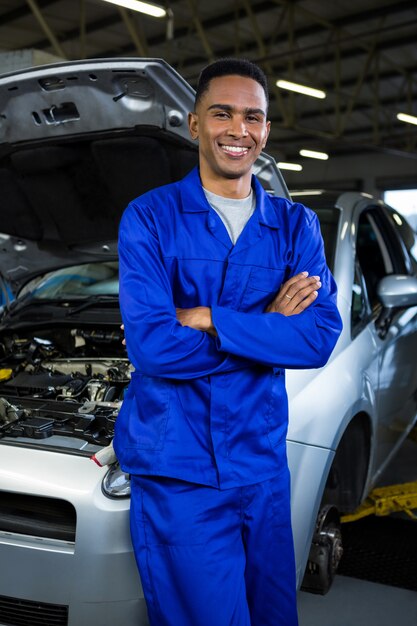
[211,208,342,369]
[118,202,247,379]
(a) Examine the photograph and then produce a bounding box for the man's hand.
[266,272,321,316]
[176,306,217,336]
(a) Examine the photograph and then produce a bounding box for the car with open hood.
[1,59,417,626]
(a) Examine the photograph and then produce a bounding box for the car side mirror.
[377,274,417,309]
[376,274,417,338]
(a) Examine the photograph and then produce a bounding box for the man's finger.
[282,275,320,297]
[291,290,319,315]
[266,274,321,314]
[284,280,321,305]
[273,289,319,316]
[271,276,320,308]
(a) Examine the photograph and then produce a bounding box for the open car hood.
[0,58,289,290]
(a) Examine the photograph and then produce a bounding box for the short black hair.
[194,58,269,111]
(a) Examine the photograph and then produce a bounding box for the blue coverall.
[114,166,342,625]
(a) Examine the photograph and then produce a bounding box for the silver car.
[0,60,417,625]
[287,190,417,594]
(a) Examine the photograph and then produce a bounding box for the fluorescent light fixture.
[397,112,417,126]
[100,0,166,18]
[299,149,329,160]
[278,162,303,171]
[291,190,324,196]
[276,79,326,99]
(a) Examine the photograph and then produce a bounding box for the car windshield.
[16,203,340,303]
[18,261,119,300]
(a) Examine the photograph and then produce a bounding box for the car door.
[355,205,417,475]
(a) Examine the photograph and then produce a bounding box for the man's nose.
[227,116,248,137]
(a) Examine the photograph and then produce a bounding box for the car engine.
[0,326,131,449]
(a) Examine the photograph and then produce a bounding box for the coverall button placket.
[207,211,233,251]
[209,371,233,487]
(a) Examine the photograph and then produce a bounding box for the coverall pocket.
[247,266,285,292]
[133,476,205,546]
[240,267,284,312]
[265,369,288,448]
[131,373,171,450]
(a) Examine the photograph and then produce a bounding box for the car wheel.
[301,504,343,595]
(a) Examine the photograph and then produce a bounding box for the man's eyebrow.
[207,103,266,116]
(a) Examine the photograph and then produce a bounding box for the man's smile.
[219,143,251,157]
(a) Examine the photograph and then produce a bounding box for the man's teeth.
[221,145,249,154]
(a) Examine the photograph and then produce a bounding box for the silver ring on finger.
[285,294,292,300]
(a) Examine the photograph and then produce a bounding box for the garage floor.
[298,434,417,625]
[298,576,417,626]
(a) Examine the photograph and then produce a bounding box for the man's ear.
[188,111,199,140]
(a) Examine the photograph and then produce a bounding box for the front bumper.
[0,439,334,623]
[0,444,147,626]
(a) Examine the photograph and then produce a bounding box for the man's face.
[188,75,271,184]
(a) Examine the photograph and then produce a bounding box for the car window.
[386,208,417,271]
[356,209,407,314]
[351,261,371,337]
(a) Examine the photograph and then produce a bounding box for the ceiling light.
[397,112,417,126]
[278,162,303,171]
[100,0,166,18]
[299,149,329,160]
[291,190,324,196]
[276,79,326,99]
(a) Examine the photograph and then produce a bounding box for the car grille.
[0,492,76,542]
[0,595,68,625]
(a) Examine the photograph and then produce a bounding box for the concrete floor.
[298,576,417,626]
[297,433,417,625]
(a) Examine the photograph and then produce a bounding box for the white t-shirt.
[203,187,256,245]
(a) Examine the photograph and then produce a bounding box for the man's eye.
[247,115,260,123]
[214,112,229,118]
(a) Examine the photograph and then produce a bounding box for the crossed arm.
[176,272,322,335]
[121,272,319,343]
[119,202,341,376]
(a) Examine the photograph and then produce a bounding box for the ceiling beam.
[269,121,417,147]
[25,0,67,58]
[118,7,148,57]
[241,0,290,124]
[271,83,417,124]
[186,0,215,62]
[16,0,415,64]
[0,0,56,27]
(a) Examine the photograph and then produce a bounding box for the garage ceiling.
[0,0,416,163]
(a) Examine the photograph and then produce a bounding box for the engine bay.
[0,325,131,450]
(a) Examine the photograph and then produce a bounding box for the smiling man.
[115,58,342,626]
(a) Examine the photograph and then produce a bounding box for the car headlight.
[102,464,131,498]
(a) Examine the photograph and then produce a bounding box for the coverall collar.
[179,167,281,231]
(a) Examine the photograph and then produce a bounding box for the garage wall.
[282,151,417,198]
